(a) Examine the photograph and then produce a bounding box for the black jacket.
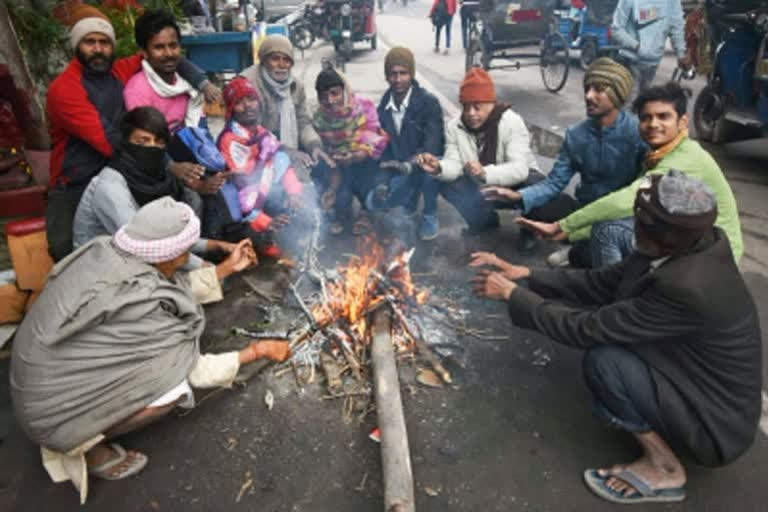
[377,80,445,162]
[507,228,762,467]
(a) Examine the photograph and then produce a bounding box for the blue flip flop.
[583,468,685,504]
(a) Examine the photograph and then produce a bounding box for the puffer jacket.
[611,0,687,64]
[437,109,539,186]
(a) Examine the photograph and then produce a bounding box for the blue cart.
[182,32,254,73]
[555,0,619,70]
[182,23,290,74]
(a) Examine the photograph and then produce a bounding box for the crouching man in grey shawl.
[11,197,292,503]
[470,170,762,505]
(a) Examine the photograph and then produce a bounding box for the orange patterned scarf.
[644,129,688,170]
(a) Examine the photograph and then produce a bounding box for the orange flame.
[312,236,427,341]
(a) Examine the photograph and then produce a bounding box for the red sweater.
[430,0,457,17]
[47,55,142,189]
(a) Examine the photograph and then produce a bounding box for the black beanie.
[315,68,344,93]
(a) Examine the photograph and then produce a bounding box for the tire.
[540,32,570,93]
[579,38,597,71]
[371,33,377,50]
[290,23,315,51]
[693,85,729,143]
[343,39,352,61]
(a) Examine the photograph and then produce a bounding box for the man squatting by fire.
[472,170,762,504]
[12,198,292,503]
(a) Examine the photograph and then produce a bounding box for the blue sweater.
[519,111,647,214]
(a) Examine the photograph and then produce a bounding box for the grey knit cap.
[657,169,717,216]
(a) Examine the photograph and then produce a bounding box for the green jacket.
[560,138,743,262]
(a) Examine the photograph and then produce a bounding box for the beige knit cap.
[583,58,634,108]
[384,47,415,76]
[258,35,294,63]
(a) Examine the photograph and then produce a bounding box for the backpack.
[431,0,449,27]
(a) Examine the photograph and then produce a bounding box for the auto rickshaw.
[554,0,619,70]
[325,0,377,66]
[465,0,570,93]
[692,0,768,143]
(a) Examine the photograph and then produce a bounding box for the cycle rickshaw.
[464,0,570,93]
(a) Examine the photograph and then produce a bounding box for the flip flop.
[583,469,685,504]
[88,443,148,481]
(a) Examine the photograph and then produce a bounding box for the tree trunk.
[0,1,50,149]
[371,310,415,512]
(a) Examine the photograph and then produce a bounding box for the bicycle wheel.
[540,32,569,93]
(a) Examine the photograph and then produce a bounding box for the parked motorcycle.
[693,0,768,143]
[289,2,328,50]
[326,0,377,65]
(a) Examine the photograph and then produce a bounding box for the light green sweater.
[560,138,744,262]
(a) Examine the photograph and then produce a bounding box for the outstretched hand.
[269,213,292,231]
[469,251,503,270]
[216,239,257,279]
[414,153,441,175]
[469,252,531,280]
[202,82,223,105]
[515,217,567,241]
[481,186,521,203]
[470,269,517,301]
[249,340,292,362]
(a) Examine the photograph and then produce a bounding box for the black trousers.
[439,169,549,232]
[45,185,86,262]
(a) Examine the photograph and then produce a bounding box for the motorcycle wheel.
[343,39,352,61]
[693,85,729,143]
[290,23,315,51]
[371,34,377,50]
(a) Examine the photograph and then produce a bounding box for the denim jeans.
[435,16,453,49]
[582,345,662,434]
[382,170,441,216]
[590,217,635,268]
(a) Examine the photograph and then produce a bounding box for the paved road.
[2,5,768,511]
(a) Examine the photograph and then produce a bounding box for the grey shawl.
[240,64,322,153]
[10,237,204,452]
[260,67,299,148]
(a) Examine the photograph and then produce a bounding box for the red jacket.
[47,55,142,189]
[430,0,457,17]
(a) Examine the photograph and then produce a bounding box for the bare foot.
[598,456,686,497]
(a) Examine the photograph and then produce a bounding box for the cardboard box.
[6,218,53,291]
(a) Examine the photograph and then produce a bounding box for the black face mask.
[122,143,167,177]
[109,142,182,206]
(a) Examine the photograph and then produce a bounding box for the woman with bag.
[430,0,457,54]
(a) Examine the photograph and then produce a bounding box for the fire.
[312,236,428,341]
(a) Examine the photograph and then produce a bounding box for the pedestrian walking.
[429,0,457,54]
[459,0,478,50]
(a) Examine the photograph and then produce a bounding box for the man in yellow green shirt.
[518,82,743,267]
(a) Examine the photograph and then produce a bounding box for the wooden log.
[370,310,415,512]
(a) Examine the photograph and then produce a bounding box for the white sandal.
[88,443,148,480]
